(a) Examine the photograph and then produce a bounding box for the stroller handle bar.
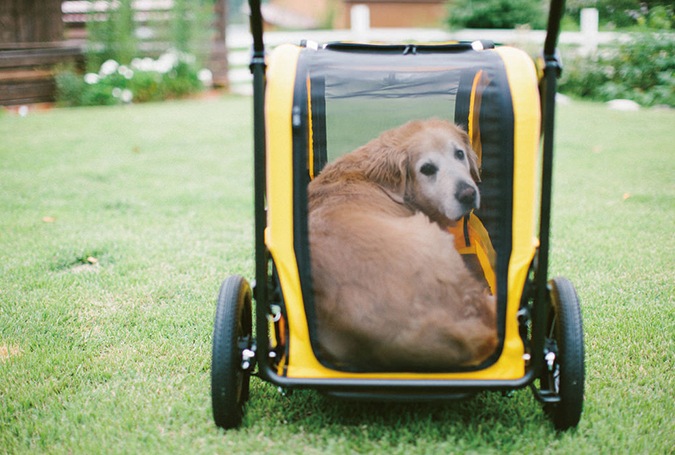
[248,0,265,56]
[246,0,567,57]
[544,0,566,59]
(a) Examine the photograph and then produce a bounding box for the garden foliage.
[447,0,673,30]
[565,0,673,29]
[447,0,548,29]
[56,0,213,106]
[559,33,675,107]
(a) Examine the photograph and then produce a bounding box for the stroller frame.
[212,0,584,431]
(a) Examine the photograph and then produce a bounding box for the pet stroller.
[211,0,584,431]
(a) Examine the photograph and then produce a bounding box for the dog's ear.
[363,142,408,203]
[468,146,481,183]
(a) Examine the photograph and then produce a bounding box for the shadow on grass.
[243,378,553,437]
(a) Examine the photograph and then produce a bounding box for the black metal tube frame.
[247,0,270,366]
[530,0,566,379]
[246,0,566,395]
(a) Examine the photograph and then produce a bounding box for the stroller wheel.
[540,276,585,431]
[211,275,253,429]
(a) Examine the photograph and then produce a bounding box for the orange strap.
[448,213,496,294]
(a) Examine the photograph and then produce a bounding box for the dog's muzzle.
[455,181,479,213]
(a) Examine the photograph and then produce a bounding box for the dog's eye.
[455,149,465,160]
[420,162,438,176]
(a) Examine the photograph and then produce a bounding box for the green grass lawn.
[1,97,673,454]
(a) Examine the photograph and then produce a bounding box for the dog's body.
[308,119,497,372]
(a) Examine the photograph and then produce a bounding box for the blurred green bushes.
[56,0,213,106]
[447,0,548,30]
[560,33,674,107]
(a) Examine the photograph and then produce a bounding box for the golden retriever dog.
[308,118,497,372]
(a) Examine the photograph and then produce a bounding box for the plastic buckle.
[402,44,417,55]
[543,49,563,78]
[249,52,266,75]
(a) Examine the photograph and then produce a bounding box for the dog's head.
[365,119,481,227]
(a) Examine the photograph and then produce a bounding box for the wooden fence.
[0,0,227,106]
[0,0,78,105]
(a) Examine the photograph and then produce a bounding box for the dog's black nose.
[456,181,478,211]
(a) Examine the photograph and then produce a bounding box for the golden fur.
[308,118,497,372]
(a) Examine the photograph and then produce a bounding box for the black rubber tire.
[541,276,585,431]
[211,275,253,429]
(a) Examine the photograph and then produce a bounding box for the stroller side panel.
[264,44,317,376]
[493,46,542,379]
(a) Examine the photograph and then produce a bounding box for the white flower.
[118,65,134,80]
[121,89,133,103]
[154,60,173,74]
[99,59,119,77]
[141,57,155,72]
[84,73,100,84]
[131,57,151,72]
[157,51,178,72]
[112,87,122,98]
[197,68,213,85]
